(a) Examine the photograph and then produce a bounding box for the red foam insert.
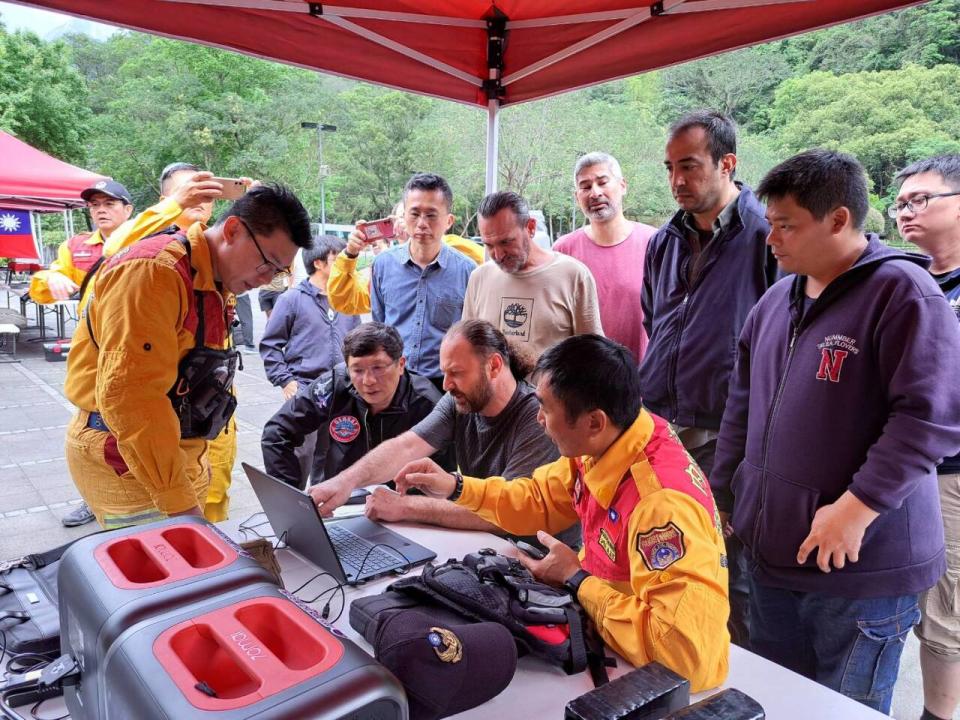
[154,597,345,711]
[94,523,235,589]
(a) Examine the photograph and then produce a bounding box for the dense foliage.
[1,0,958,241]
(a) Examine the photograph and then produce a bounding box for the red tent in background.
[0,130,108,212]
[9,0,925,191]
[0,130,108,260]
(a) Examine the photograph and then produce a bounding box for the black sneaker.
[62,502,95,527]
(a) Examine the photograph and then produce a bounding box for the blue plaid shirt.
[370,243,476,378]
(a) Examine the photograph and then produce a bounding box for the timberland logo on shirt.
[815,334,859,383]
[500,297,534,342]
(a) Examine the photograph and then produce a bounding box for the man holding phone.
[339,173,476,390]
[327,198,484,316]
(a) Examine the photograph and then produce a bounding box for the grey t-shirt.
[412,381,580,547]
[412,381,559,479]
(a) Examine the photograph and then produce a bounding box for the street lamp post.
[300,121,337,235]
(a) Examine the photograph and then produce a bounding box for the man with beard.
[554,152,657,363]
[309,319,563,536]
[640,110,777,648]
[462,191,603,360]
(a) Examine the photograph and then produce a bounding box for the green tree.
[0,27,90,162]
[79,34,334,213]
[768,64,960,198]
[659,46,793,128]
[778,0,960,73]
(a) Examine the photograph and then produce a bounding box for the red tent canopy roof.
[13,0,925,107]
[0,130,108,211]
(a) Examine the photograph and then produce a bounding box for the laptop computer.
[242,463,436,584]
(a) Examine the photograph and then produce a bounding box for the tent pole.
[485,99,500,195]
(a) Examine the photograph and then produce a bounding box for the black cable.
[237,512,287,549]
[353,542,412,580]
[28,699,67,720]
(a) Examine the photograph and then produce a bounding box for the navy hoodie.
[639,184,777,430]
[712,237,960,598]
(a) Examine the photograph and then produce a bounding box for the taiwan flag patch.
[636,522,686,571]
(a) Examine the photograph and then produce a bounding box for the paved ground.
[0,288,937,719]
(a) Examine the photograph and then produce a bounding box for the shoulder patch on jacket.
[636,522,686,571]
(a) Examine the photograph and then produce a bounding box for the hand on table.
[516,531,582,587]
[309,478,352,518]
[797,491,879,572]
[364,486,410,523]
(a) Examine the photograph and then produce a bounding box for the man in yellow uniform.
[29,181,134,304]
[48,169,226,527]
[388,334,730,692]
[64,184,312,528]
[327,199,484,315]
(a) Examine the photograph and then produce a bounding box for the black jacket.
[638,185,776,430]
[261,365,454,485]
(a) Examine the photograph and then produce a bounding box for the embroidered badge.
[608,508,619,524]
[329,415,361,443]
[427,627,463,663]
[598,528,617,563]
[684,463,708,496]
[720,554,728,568]
[637,522,686,571]
[815,334,859,383]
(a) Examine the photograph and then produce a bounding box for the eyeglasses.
[888,191,960,219]
[347,361,397,380]
[237,219,290,278]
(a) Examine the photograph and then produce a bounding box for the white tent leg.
[485,99,500,195]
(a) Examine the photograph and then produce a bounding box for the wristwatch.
[446,471,464,502]
[343,248,359,259]
[563,569,592,598]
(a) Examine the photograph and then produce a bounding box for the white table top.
[229,515,887,720]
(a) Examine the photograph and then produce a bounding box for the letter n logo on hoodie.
[816,348,848,383]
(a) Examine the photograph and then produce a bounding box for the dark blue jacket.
[639,185,776,430]
[712,237,960,598]
[259,279,360,389]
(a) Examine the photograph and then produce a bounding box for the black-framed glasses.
[237,218,290,278]
[888,191,960,219]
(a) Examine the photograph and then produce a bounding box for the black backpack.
[351,549,612,686]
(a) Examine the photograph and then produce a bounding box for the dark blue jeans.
[749,577,920,714]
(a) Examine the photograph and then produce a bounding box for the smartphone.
[359,218,397,243]
[513,540,546,560]
[210,176,247,201]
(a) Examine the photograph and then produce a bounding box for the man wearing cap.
[29,180,135,305]
[393,334,730,692]
[63,185,312,529]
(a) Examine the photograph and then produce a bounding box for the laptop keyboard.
[327,524,401,574]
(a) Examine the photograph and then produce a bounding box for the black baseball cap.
[374,609,517,720]
[81,180,133,205]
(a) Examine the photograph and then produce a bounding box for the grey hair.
[574,152,623,186]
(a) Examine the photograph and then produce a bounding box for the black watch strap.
[343,249,359,259]
[564,569,591,597]
[447,472,464,502]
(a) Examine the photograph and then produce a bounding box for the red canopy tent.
[0,130,108,260]
[10,0,926,191]
[0,130,108,213]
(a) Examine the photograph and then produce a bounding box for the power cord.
[237,512,287,550]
